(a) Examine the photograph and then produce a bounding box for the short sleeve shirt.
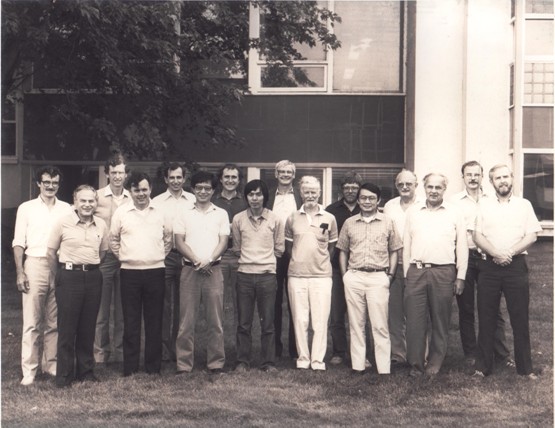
[285,205,338,278]
[336,213,403,270]
[48,212,108,264]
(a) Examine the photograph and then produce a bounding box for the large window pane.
[525,20,554,56]
[331,167,400,208]
[523,153,553,221]
[261,66,326,88]
[260,167,324,203]
[526,0,554,14]
[333,1,402,92]
[524,62,554,104]
[522,107,554,148]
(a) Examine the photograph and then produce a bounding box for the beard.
[495,183,512,197]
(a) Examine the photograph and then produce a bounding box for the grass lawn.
[2,241,553,427]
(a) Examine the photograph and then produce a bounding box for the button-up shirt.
[94,185,130,230]
[336,212,402,270]
[152,189,195,248]
[450,190,487,250]
[109,202,172,269]
[473,195,542,253]
[273,188,298,225]
[12,196,72,257]
[403,200,468,280]
[173,203,230,262]
[48,211,109,264]
[285,205,338,278]
[232,208,284,274]
[383,196,422,238]
[325,198,361,267]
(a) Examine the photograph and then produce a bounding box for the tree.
[2,0,340,160]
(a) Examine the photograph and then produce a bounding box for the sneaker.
[365,359,372,369]
[234,363,248,373]
[330,356,344,365]
[20,376,35,386]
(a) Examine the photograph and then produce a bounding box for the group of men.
[13,154,542,387]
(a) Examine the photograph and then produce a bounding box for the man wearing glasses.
[174,171,230,375]
[13,165,72,386]
[383,169,421,366]
[325,171,362,366]
[337,183,402,375]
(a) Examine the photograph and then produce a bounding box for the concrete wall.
[414,0,511,197]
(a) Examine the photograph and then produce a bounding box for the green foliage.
[1,0,340,160]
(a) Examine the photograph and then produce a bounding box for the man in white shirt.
[403,173,467,377]
[94,152,130,364]
[450,161,512,368]
[383,169,420,365]
[174,171,230,375]
[13,165,72,386]
[152,162,195,362]
[110,171,172,376]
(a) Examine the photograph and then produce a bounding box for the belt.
[170,248,179,254]
[355,267,387,273]
[60,263,100,271]
[482,253,524,262]
[182,260,220,268]
[411,262,453,269]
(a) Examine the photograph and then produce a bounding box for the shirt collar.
[355,212,383,222]
[161,189,193,201]
[247,207,268,220]
[300,204,323,215]
[417,200,447,210]
[71,210,97,225]
[276,187,294,196]
[216,191,242,201]
[104,185,129,198]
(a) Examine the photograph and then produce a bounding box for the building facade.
[2,0,553,233]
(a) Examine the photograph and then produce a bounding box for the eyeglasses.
[396,182,415,188]
[41,180,60,187]
[359,195,378,202]
[342,185,360,192]
[194,185,213,193]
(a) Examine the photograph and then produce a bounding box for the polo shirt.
[12,196,72,257]
[473,194,542,253]
[94,185,130,230]
[403,200,468,280]
[336,212,403,270]
[231,208,284,274]
[48,211,109,265]
[109,201,171,270]
[285,205,338,278]
[152,189,195,248]
[325,198,360,267]
[450,190,487,250]
[212,191,247,223]
[173,203,230,262]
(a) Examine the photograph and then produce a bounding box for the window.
[524,62,554,103]
[523,154,553,221]
[250,1,405,94]
[522,107,554,148]
[526,0,554,14]
[525,20,554,56]
[2,95,17,158]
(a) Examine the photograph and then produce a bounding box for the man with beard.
[472,164,541,379]
[285,176,337,370]
[152,162,195,362]
[403,173,467,377]
[325,171,362,366]
[450,161,513,368]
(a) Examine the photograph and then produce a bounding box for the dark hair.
[357,182,381,200]
[159,161,186,179]
[104,151,129,174]
[244,179,269,208]
[461,160,483,176]
[191,171,218,189]
[126,171,152,189]
[35,165,63,183]
[218,163,243,181]
[341,171,363,187]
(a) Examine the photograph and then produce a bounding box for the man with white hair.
[285,176,338,370]
[403,173,467,377]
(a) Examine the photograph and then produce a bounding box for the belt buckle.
[481,253,487,260]
[81,265,89,272]
[424,263,432,268]
[65,262,73,270]
[415,261,422,269]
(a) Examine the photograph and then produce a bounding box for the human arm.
[109,211,122,259]
[231,218,242,258]
[13,246,29,293]
[387,250,398,282]
[46,248,58,286]
[274,217,285,258]
[339,250,349,277]
[285,240,293,258]
[402,220,412,278]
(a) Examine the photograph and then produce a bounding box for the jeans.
[55,268,102,384]
[120,268,165,376]
[176,265,225,372]
[21,257,58,379]
[162,251,182,361]
[94,252,124,363]
[236,272,277,368]
[475,256,532,376]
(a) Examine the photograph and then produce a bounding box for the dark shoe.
[175,370,191,376]
[261,365,278,373]
[55,377,73,388]
[351,369,365,376]
[330,355,344,365]
[79,373,100,383]
[409,367,423,378]
[209,368,225,375]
